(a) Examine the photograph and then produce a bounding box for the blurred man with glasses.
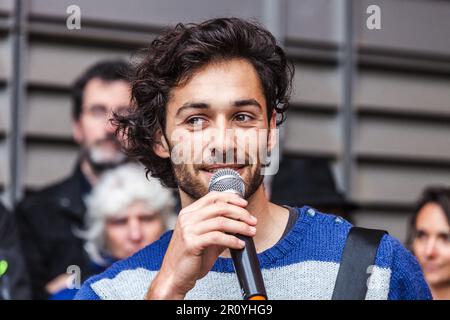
[16,60,131,299]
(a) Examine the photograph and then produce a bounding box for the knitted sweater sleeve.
[73,277,101,300]
[386,235,432,300]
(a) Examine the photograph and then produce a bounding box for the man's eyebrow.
[175,99,262,117]
[175,102,209,117]
[233,99,262,109]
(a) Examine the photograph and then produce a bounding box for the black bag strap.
[332,227,387,300]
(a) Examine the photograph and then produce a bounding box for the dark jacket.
[0,203,32,299]
[15,166,92,300]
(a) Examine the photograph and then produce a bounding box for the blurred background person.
[0,202,31,300]
[408,187,450,300]
[15,60,132,299]
[49,162,176,299]
[270,155,356,223]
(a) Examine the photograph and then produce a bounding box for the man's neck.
[80,158,99,186]
[179,184,290,257]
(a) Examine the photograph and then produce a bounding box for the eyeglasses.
[82,105,130,121]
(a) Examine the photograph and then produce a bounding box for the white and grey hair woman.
[80,162,176,266]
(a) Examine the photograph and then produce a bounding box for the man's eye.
[234,114,253,122]
[187,117,206,126]
[115,106,130,116]
[89,106,108,118]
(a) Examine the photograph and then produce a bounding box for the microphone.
[208,168,267,300]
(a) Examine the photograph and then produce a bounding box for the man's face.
[156,58,277,200]
[73,78,131,171]
[413,202,450,288]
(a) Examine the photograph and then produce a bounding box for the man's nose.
[105,117,117,135]
[208,121,236,159]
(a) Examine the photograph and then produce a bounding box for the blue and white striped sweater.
[75,206,432,300]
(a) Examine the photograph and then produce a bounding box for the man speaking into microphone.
[75,17,431,300]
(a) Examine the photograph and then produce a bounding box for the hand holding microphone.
[147,170,259,300]
[208,169,267,300]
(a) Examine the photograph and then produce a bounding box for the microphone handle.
[230,234,267,300]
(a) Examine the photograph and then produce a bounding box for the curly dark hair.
[115,17,294,188]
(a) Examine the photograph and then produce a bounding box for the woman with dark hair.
[409,187,450,299]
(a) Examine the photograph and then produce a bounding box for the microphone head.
[208,168,245,198]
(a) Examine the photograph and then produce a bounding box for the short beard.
[244,169,264,200]
[164,130,269,201]
[172,162,264,201]
[83,142,127,175]
[86,154,127,175]
[172,164,206,200]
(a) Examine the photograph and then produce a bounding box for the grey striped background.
[0,0,449,242]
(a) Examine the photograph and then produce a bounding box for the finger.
[193,216,257,237]
[195,231,246,251]
[182,191,247,213]
[187,202,257,226]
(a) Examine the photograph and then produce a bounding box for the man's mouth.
[95,138,121,148]
[199,164,246,174]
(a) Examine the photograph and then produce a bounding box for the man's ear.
[72,120,84,145]
[153,129,171,159]
[267,111,278,153]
